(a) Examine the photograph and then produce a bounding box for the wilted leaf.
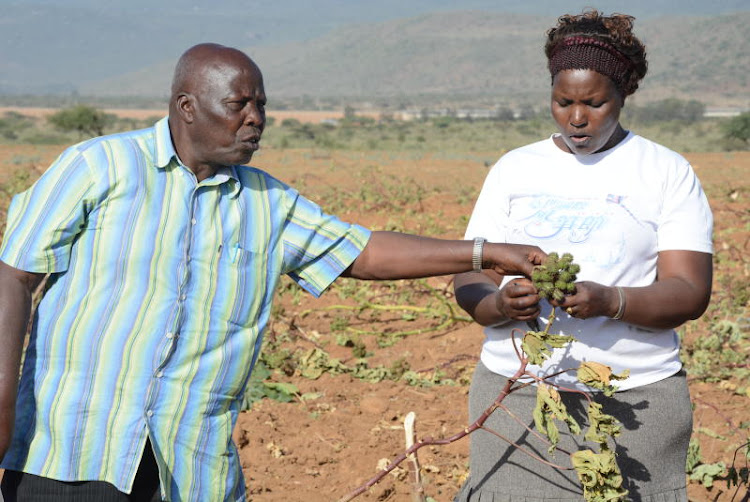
[577,362,629,396]
[533,384,580,451]
[584,401,622,445]
[571,446,628,502]
[522,331,575,366]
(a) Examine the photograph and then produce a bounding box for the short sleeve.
[657,160,713,253]
[281,192,371,297]
[0,145,96,273]
[464,159,510,243]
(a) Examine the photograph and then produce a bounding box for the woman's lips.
[570,134,590,144]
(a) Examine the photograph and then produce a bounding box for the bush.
[48,105,115,137]
[625,99,705,124]
[720,112,750,149]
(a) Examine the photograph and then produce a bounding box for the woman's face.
[550,69,625,155]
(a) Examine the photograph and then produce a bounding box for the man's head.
[169,43,266,176]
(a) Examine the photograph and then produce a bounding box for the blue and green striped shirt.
[0,117,370,501]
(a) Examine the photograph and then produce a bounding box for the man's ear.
[175,93,195,123]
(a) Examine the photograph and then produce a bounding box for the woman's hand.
[552,281,619,320]
[496,278,542,322]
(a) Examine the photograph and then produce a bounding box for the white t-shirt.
[465,132,713,391]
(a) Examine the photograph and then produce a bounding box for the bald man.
[0,44,544,501]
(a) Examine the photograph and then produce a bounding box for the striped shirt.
[0,117,370,501]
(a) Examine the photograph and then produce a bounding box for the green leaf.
[689,462,727,488]
[686,438,702,473]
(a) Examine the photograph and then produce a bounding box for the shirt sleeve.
[657,159,714,254]
[280,191,371,297]
[0,144,96,273]
[464,158,511,243]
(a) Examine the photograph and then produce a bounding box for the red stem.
[337,361,529,502]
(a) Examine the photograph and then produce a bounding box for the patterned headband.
[548,36,634,93]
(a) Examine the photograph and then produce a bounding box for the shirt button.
[146,410,154,417]
[180,294,187,301]
[166,332,174,339]
[156,371,164,378]
[191,218,197,225]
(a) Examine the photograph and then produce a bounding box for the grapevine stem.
[337,362,528,502]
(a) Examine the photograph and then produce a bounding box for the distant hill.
[79,11,750,108]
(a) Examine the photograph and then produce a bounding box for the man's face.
[189,58,266,168]
[550,69,623,155]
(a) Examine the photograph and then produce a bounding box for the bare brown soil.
[0,107,382,124]
[0,148,747,502]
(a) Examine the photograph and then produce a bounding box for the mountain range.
[2,1,748,107]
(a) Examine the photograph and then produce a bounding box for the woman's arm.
[454,269,541,327]
[559,250,712,330]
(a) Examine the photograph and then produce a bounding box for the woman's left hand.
[551,281,618,320]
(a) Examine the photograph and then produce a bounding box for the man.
[0,44,544,501]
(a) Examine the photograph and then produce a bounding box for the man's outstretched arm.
[343,231,545,280]
[0,260,43,460]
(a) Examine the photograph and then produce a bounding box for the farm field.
[0,106,382,124]
[0,144,747,502]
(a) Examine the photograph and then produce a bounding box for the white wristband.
[472,237,486,272]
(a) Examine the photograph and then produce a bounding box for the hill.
[78,11,750,108]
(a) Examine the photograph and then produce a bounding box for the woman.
[454,10,713,502]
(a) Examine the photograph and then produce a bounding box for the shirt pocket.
[214,243,268,327]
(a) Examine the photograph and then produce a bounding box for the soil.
[0,147,747,502]
[232,151,750,502]
[0,107,381,124]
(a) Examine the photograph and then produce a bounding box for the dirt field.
[0,107,383,124]
[0,146,747,502]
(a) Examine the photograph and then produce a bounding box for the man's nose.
[244,104,264,127]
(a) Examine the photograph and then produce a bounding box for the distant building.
[703,108,746,118]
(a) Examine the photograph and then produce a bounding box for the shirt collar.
[153,116,241,198]
[154,116,178,169]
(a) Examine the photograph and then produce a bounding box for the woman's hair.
[544,10,648,97]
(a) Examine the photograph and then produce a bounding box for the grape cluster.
[531,252,580,301]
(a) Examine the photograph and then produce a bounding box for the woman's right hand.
[496,278,541,322]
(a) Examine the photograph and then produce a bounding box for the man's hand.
[483,243,546,278]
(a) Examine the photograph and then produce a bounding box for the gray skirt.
[455,362,692,502]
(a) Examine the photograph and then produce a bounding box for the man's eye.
[590,102,605,108]
[227,102,245,111]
